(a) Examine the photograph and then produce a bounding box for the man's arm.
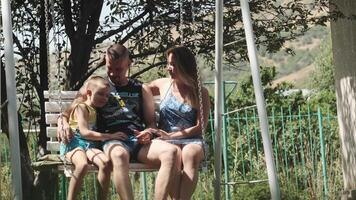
[57,113,72,144]
[142,84,156,128]
[135,84,156,143]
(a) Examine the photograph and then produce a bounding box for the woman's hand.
[109,132,128,141]
[156,129,171,140]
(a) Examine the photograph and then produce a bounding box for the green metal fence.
[211,104,342,199]
[0,104,342,199]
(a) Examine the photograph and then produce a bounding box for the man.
[58,44,178,200]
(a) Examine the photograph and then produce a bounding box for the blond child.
[60,76,127,200]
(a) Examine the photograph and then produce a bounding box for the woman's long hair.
[166,46,200,107]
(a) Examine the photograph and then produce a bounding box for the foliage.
[310,37,335,91]
[0,164,12,199]
[213,51,339,197]
[227,66,302,110]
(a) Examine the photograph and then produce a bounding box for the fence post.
[222,81,231,200]
[141,172,148,200]
[60,174,66,200]
[318,107,328,198]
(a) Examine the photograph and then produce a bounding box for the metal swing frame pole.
[1,0,23,199]
[213,0,223,199]
[239,0,280,199]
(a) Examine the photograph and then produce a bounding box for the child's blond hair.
[64,76,109,115]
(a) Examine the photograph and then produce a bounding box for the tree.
[310,38,335,91]
[330,0,356,198]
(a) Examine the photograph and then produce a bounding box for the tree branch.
[13,34,43,101]
[63,0,75,41]
[86,0,103,43]
[77,2,91,38]
[70,56,106,90]
[130,61,165,78]
[94,9,150,44]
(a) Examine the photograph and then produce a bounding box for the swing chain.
[44,0,51,95]
[44,0,72,177]
[188,0,208,171]
[179,0,184,45]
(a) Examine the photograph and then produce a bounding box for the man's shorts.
[103,134,141,159]
[60,131,99,157]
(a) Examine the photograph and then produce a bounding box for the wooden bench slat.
[46,114,60,125]
[47,127,57,138]
[44,91,78,99]
[57,163,158,172]
[47,141,60,152]
[46,141,158,172]
[45,102,72,112]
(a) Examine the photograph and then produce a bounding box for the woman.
[149,46,210,199]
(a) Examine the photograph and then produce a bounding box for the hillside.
[265,25,330,88]
[272,64,314,88]
[200,25,331,89]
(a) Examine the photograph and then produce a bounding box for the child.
[60,76,127,200]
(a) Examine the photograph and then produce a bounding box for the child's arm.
[75,104,127,141]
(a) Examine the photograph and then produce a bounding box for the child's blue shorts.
[60,131,99,157]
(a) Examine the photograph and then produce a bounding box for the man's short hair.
[106,44,129,60]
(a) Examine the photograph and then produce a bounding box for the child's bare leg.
[87,148,112,200]
[66,148,89,200]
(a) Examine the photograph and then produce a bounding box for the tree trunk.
[331,0,356,199]
[66,0,104,89]
[32,2,59,199]
[68,38,93,88]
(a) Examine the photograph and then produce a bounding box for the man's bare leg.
[137,140,178,200]
[179,144,204,200]
[105,144,133,200]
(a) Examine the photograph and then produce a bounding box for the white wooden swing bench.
[32,91,159,173]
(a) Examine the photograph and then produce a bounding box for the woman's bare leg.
[169,145,182,200]
[179,144,204,200]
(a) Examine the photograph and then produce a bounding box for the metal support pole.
[239,0,280,199]
[1,0,23,199]
[213,0,223,199]
[222,82,231,200]
[0,54,2,133]
[141,172,148,200]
